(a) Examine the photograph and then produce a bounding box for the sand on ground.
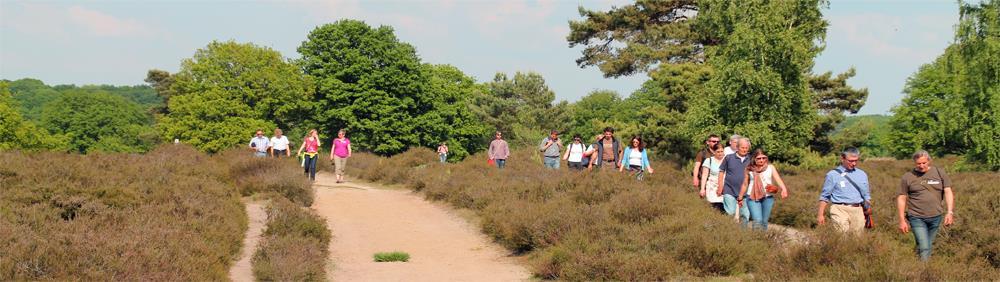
[229,200,267,282]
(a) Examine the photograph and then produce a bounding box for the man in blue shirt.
[817,147,871,234]
[717,137,752,224]
[248,129,270,157]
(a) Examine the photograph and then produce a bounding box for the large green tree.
[40,90,152,153]
[471,72,568,146]
[0,81,68,151]
[299,20,490,156]
[159,41,314,153]
[807,68,870,154]
[888,0,1000,169]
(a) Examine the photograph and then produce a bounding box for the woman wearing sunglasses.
[737,149,789,231]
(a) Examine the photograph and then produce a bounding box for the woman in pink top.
[329,129,352,183]
[296,129,321,181]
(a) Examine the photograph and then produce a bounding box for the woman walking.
[737,149,789,231]
[562,134,587,170]
[699,144,727,213]
[437,142,449,163]
[329,129,352,184]
[897,150,955,261]
[296,129,321,181]
[619,136,653,180]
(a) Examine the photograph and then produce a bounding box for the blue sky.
[0,0,960,115]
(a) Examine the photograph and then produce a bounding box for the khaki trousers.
[333,156,348,175]
[830,204,865,234]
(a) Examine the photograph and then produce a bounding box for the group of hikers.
[247,128,352,183]
[251,126,956,261]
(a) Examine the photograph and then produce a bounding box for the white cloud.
[67,6,152,37]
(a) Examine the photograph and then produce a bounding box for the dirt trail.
[311,172,530,282]
[229,200,267,282]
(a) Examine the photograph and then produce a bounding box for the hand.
[715,185,723,197]
[692,178,699,187]
[780,188,788,199]
[699,189,706,198]
[647,168,654,174]
[545,141,553,147]
[899,220,910,233]
[943,213,955,226]
[817,215,826,226]
[737,198,744,207]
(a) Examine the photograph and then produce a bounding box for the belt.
[544,156,559,158]
[833,202,862,207]
[604,159,616,163]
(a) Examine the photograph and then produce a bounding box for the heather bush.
[0,145,244,280]
[217,150,314,206]
[345,147,1000,280]
[251,197,329,282]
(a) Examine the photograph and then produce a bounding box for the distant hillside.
[835,114,891,133]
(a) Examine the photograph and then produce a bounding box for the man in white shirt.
[270,128,291,157]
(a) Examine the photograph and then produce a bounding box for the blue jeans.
[908,214,943,261]
[439,154,447,163]
[495,159,506,169]
[303,154,317,180]
[722,194,750,226]
[746,196,775,231]
[543,156,560,169]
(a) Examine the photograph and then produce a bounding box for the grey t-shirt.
[719,153,751,196]
[899,167,952,218]
[539,137,561,157]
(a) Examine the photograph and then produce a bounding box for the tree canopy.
[40,90,152,153]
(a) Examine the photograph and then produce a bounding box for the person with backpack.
[296,129,321,181]
[737,148,789,231]
[562,134,587,170]
[817,147,872,234]
[539,130,563,169]
[897,150,955,261]
[693,134,721,189]
[618,136,653,180]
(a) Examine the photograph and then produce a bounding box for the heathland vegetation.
[340,148,1000,280]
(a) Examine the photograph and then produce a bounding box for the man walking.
[248,129,270,157]
[817,147,872,234]
[717,137,752,224]
[539,130,563,169]
[590,127,622,170]
[488,131,510,169]
[693,134,721,189]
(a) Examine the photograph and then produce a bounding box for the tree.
[420,64,492,161]
[684,0,827,162]
[470,72,567,146]
[0,81,68,151]
[568,0,702,77]
[159,41,314,153]
[40,90,151,153]
[808,68,870,154]
[628,63,711,159]
[6,78,61,121]
[888,0,1000,169]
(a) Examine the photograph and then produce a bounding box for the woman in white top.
[699,144,726,213]
[562,134,587,170]
[618,136,653,180]
[737,149,789,231]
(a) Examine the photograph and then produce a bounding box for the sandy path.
[229,200,267,282]
[311,172,530,282]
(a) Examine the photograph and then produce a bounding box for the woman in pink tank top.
[296,129,321,181]
[329,129,352,183]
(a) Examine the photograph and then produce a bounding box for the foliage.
[218,150,315,206]
[0,145,245,280]
[343,147,1000,280]
[808,68,870,154]
[567,0,702,78]
[373,252,410,262]
[40,90,154,153]
[685,0,827,162]
[0,82,69,151]
[4,78,161,120]
[299,20,490,157]
[252,197,330,282]
[470,71,569,146]
[830,115,891,157]
[158,40,314,153]
[888,0,1000,170]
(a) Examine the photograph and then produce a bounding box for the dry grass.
[0,145,244,280]
[340,147,1000,280]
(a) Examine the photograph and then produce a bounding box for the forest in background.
[1,0,997,170]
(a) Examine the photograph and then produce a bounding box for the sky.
[0,0,961,115]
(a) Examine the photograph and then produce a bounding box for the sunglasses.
[756,157,768,160]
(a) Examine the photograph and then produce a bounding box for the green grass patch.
[373,252,410,262]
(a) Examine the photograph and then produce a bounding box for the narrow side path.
[312,172,530,282]
[229,200,267,282]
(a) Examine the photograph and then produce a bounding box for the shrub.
[373,252,410,262]
[251,197,330,281]
[217,150,314,206]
